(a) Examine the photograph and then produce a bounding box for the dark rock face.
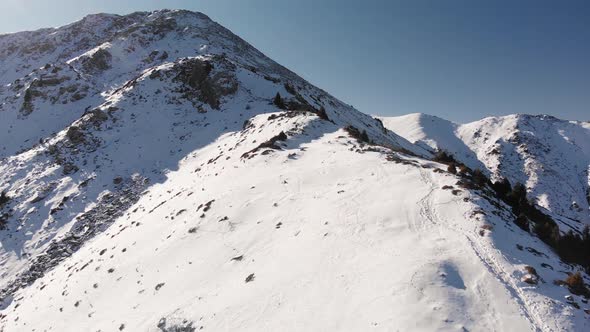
[173,57,238,109]
[81,48,112,73]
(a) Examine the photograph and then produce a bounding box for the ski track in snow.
[418,167,542,331]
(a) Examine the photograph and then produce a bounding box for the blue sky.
[1,0,589,122]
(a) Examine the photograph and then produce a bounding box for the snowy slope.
[0,123,544,331]
[1,10,590,331]
[380,113,590,230]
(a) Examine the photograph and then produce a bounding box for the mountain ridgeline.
[0,10,589,331]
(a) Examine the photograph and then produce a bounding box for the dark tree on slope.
[564,272,590,296]
[273,92,285,109]
[360,130,370,143]
[316,106,330,121]
[502,182,560,245]
[471,169,488,188]
[0,214,7,230]
[491,177,512,198]
[557,227,590,271]
[23,89,32,103]
[514,213,529,232]
[447,163,457,174]
[506,182,528,208]
[0,191,9,231]
[0,191,9,207]
[433,150,456,164]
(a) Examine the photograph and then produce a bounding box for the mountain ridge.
[380,112,590,228]
[1,10,589,331]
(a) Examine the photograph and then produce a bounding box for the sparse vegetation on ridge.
[0,191,9,207]
[344,125,370,144]
[432,148,590,275]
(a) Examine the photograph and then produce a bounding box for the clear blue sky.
[1,0,589,122]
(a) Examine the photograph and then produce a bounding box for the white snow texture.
[0,9,589,332]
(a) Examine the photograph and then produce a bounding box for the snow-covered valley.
[0,9,589,331]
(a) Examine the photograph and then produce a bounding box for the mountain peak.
[76,9,212,24]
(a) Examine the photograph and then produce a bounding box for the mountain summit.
[0,10,589,331]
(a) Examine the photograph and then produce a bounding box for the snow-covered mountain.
[1,10,589,331]
[380,113,590,231]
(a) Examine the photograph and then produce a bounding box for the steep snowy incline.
[0,9,422,315]
[4,111,587,331]
[2,9,407,158]
[0,53,419,298]
[380,113,590,230]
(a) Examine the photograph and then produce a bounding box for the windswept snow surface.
[0,125,538,331]
[0,10,589,331]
